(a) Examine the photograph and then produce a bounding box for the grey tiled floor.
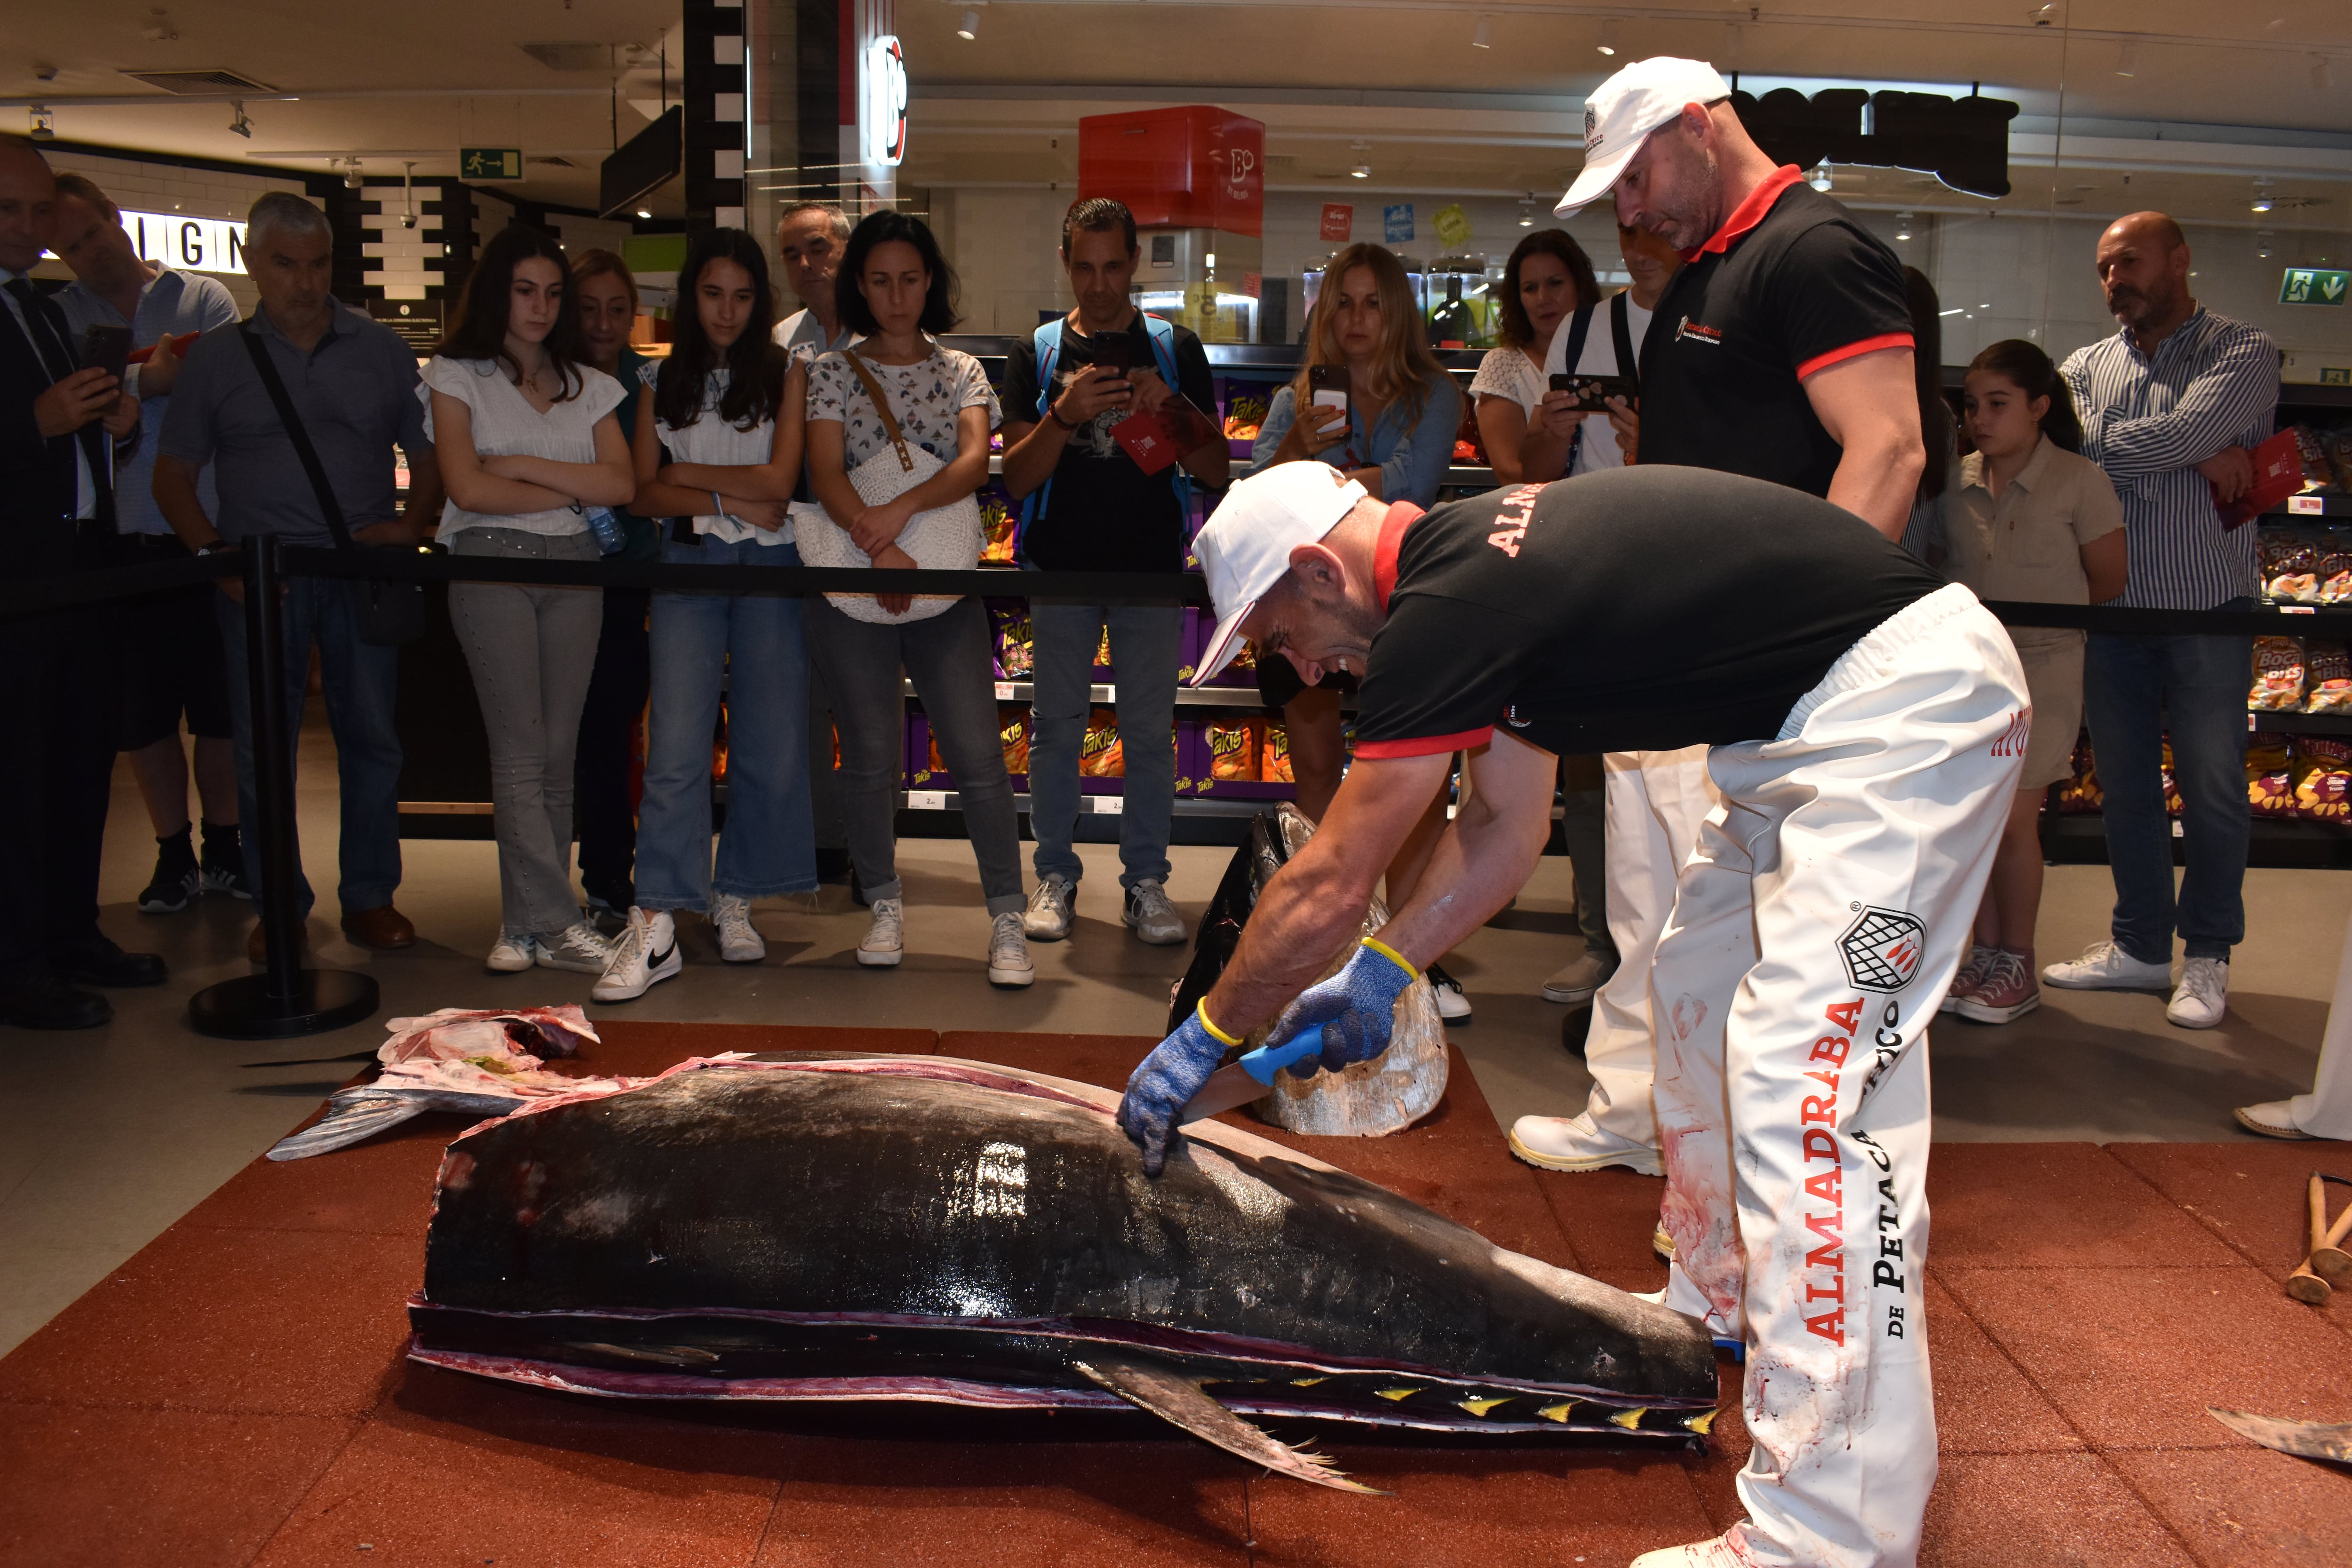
[2,717,2345,1356]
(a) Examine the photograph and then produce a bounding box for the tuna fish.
[408,1050,1717,1491]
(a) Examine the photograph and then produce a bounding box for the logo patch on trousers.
[1839,907,1926,992]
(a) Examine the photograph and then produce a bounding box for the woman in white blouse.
[591,229,811,1005]
[1467,230,1598,484]
[423,224,635,978]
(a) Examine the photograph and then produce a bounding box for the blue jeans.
[1028,603,1181,889]
[634,534,818,910]
[215,578,404,922]
[2083,625,2252,962]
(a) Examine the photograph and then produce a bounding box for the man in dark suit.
[0,134,166,1028]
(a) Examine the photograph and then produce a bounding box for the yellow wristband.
[1196,998,1244,1048]
[1360,936,1420,982]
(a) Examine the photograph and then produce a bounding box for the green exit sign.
[460,147,523,180]
[2281,267,2350,305]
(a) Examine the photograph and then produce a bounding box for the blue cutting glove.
[1261,938,1420,1078]
[1118,1000,1242,1177]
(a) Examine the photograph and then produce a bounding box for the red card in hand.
[2219,428,2307,530]
[1112,394,1220,476]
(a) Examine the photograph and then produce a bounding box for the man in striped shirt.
[2047,211,2278,1030]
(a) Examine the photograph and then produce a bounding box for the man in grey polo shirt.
[154,190,442,961]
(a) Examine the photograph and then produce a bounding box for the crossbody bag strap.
[1559,302,1596,472]
[239,317,356,550]
[842,349,916,474]
[1610,291,1640,392]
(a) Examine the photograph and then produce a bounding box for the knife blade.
[1177,1033,1325,1124]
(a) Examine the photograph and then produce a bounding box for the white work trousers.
[1651,586,2024,1568]
[1582,745,1719,1147]
[2288,913,2352,1138]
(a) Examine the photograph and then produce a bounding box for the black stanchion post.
[188,535,380,1039]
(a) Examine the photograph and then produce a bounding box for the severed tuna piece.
[408,1051,1717,1492]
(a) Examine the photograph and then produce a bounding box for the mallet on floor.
[2285,1171,2352,1304]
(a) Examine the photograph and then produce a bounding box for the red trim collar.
[1683,164,1804,263]
[1372,501,1425,612]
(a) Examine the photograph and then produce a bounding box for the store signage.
[460,147,524,181]
[118,210,246,276]
[1432,203,1471,248]
[863,34,909,167]
[2323,367,2352,385]
[1319,204,1353,242]
[2281,268,2349,306]
[1383,204,1414,244]
[1730,88,2018,199]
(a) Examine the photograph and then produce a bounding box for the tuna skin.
[413,1055,1716,1437]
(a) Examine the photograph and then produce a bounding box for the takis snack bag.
[1207,718,1260,781]
[1079,708,1124,778]
[989,600,1034,678]
[1262,722,1295,784]
[1001,706,1031,776]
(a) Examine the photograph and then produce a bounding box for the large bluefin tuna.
[407,1051,1718,1491]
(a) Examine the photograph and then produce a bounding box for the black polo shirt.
[1638,167,1914,498]
[1348,467,1945,759]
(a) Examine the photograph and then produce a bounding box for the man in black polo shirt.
[1001,198,1227,952]
[1116,462,2024,1568]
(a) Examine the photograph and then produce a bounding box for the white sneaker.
[1630,1532,1754,1568]
[1426,961,1472,1024]
[1943,943,1997,1014]
[2042,939,2172,991]
[987,911,1035,987]
[535,921,615,974]
[590,908,681,1003]
[711,892,765,963]
[858,899,904,968]
[2235,1099,2314,1139]
[485,931,536,973]
[2168,956,2229,1029]
[1122,878,1186,946]
[1541,949,1615,1005]
[1507,1111,1664,1176]
[1024,874,1075,941]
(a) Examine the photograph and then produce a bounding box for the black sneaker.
[139,834,200,914]
[199,848,252,900]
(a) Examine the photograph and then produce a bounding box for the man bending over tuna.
[1116,461,2025,1568]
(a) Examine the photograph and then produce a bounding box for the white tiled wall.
[35,149,308,313]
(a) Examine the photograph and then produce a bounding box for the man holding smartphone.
[1000,197,1228,951]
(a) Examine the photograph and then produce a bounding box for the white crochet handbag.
[792,350,983,626]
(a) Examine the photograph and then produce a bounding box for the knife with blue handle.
[1177,1032,1327,1124]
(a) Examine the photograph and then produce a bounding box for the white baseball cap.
[1191,463,1369,686]
[1554,56,1733,215]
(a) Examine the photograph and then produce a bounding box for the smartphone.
[1089,333,1134,380]
[1549,372,1636,413]
[79,324,133,386]
[1308,363,1350,416]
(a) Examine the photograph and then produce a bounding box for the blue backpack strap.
[1015,318,1066,563]
[1139,313,1193,515]
[1559,302,1597,473]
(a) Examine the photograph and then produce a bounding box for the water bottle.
[583,505,628,556]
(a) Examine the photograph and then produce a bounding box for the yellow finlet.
[1457,1396,1510,1417]
[1375,1386,1420,1402]
[1536,1401,1575,1423]
[1608,1407,1648,1431]
[1290,1377,1326,1387]
[1683,1408,1719,1436]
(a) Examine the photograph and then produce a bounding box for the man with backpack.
[1000,198,1228,949]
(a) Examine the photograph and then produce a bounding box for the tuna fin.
[264,1091,429,1162]
[1071,1354,1386,1495]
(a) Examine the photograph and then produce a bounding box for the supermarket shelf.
[904,678,1324,711]
[2040,810,2352,869]
[2250,709,2352,735]
[2266,493,2352,520]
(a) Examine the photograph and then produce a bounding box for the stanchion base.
[188,968,381,1040]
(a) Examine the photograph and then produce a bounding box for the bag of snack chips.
[2251,636,2307,710]
[1000,705,1030,777]
[2294,737,2352,822]
[2268,543,2320,602]
[2159,738,2184,817]
[2321,554,2352,605]
[2056,736,2103,814]
[2308,643,2352,713]
[1262,722,1295,783]
[980,490,1017,565]
[1094,626,1114,675]
[1207,718,1260,781]
[2249,731,2295,818]
[990,600,1033,678]
[1079,708,1124,777]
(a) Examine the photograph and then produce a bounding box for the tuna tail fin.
[265,1090,429,1162]
[1071,1353,1387,1496]
[2209,1406,2352,1464]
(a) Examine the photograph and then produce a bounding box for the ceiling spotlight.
[956,8,979,40]
[1350,142,1369,180]
[343,158,363,189]
[1597,19,1619,55]
[1471,14,1493,49]
[1895,211,1914,241]
[2257,229,2277,259]
[2252,181,2275,214]
[2115,43,2138,76]
[635,208,652,220]
[28,106,55,141]
[227,99,251,138]
[1807,159,1833,193]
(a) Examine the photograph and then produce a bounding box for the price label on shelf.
[1088,795,1125,815]
[2290,494,2325,515]
[907,790,948,812]
[994,682,1016,700]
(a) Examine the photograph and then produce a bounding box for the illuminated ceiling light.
[1518,193,1536,227]
[2257,229,2276,259]
[227,99,251,138]
[2252,180,2275,213]
[343,158,363,189]
[1895,211,1914,240]
[1350,142,1369,179]
[2115,43,2138,76]
[635,208,652,219]
[29,105,55,141]
[956,8,979,40]
[1597,19,1619,56]
[1807,159,1833,192]
[1471,15,1493,48]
